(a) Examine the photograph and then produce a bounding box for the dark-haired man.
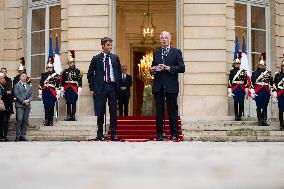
[88,37,122,141]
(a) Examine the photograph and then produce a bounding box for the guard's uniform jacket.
[39,71,60,109]
[251,68,273,108]
[61,66,83,104]
[274,71,284,112]
[228,68,248,103]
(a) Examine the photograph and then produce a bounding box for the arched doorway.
[115,0,177,116]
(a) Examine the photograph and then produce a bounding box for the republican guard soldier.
[228,52,249,121]
[251,53,274,126]
[273,54,284,130]
[39,57,60,126]
[61,50,83,121]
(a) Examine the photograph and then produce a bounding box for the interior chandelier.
[138,51,154,86]
[140,0,155,45]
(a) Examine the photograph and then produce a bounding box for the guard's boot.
[49,108,54,126]
[234,102,239,121]
[262,108,269,126]
[257,108,262,126]
[71,103,77,121]
[64,103,72,121]
[44,109,49,126]
[279,111,284,131]
[238,102,244,121]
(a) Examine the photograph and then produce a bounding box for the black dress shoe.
[156,136,164,141]
[20,136,28,141]
[3,137,9,142]
[172,136,181,142]
[96,137,105,141]
[111,136,121,141]
[262,121,269,126]
[15,137,20,142]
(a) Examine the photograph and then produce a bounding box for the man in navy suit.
[88,37,122,141]
[151,31,185,141]
[118,65,132,116]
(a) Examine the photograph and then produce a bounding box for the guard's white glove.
[228,88,234,98]
[272,91,277,98]
[272,97,278,103]
[38,89,42,100]
[272,91,278,103]
[56,89,61,100]
[250,89,256,99]
[60,87,65,97]
[78,87,82,95]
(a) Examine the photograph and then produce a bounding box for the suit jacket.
[13,82,33,108]
[119,74,132,97]
[151,48,185,94]
[87,52,122,94]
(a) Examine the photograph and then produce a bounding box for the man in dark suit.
[118,65,132,116]
[1,68,13,141]
[87,37,122,141]
[13,72,33,142]
[151,31,185,141]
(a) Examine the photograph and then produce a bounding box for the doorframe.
[111,0,183,116]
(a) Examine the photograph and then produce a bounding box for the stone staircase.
[6,116,284,142]
[183,120,284,142]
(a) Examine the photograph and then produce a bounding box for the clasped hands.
[22,100,30,106]
[151,64,170,72]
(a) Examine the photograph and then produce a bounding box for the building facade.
[0,0,284,121]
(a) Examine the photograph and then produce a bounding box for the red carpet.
[107,116,183,141]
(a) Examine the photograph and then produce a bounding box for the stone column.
[182,0,228,120]
[65,0,111,116]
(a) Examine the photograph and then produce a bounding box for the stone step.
[183,130,284,142]
[187,125,280,131]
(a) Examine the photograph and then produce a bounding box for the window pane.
[251,29,266,53]
[32,8,45,31]
[235,27,247,52]
[31,55,45,78]
[32,0,42,2]
[251,53,262,70]
[31,79,41,101]
[31,31,45,55]
[49,29,61,51]
[235,3,247,27]
[50,5,61,29]
[251,6,266,30]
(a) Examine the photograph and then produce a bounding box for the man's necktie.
[162,48,169,64]
[22,83,26,91]
[105,54,111,82]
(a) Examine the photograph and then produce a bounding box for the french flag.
[54,34,62,74]
[240,36,251,94]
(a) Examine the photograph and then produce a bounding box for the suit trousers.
[0,111,5,139]
[154,87,179,138]
[97,83,117,138]
[118,93,129,116]
[16,107,30,137]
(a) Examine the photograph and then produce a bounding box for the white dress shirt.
[103,53,115,82]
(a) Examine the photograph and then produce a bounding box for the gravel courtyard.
[0,142,284,189]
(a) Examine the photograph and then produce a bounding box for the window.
[27,0,61,99]
[235,1,269,71]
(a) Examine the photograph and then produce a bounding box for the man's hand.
[164,66,170,71]
[120,87,126,91]
[92,91,96,96]
[7,91,11,95]
[158,64,166,70]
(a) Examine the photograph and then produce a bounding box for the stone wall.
[63,0,111,115]
[182,0,228,119]
[0,0,25,77]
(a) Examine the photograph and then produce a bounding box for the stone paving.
[0,142,284,189]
